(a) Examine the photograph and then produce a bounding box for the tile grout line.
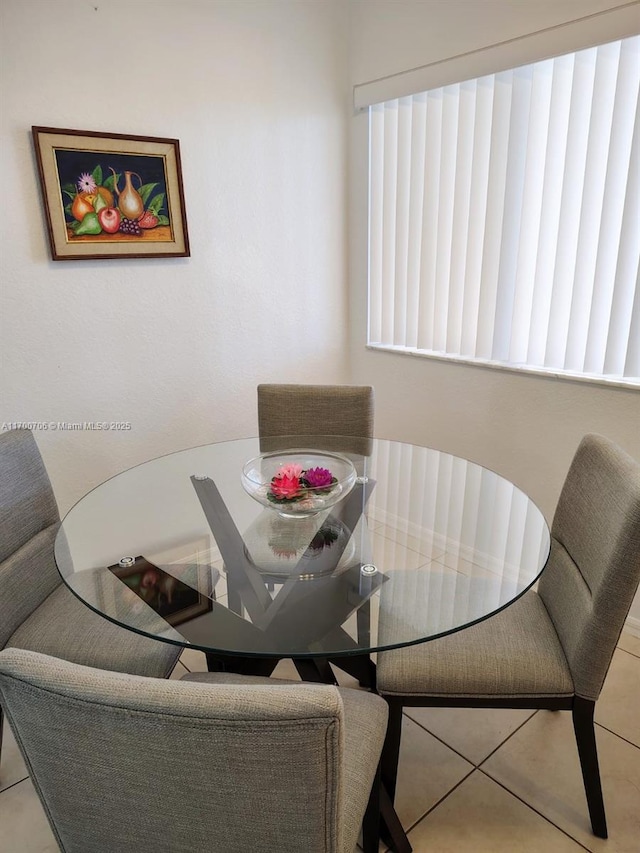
[615,645,640,661]
[473,708,541,767]
[476,766,593,852]
[399,765,477,839]
[0,775,31,797]
[594,719,640,751]
[401,711,476,766]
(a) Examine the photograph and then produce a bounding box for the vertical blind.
[368,36,640,384]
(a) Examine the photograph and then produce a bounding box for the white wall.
[348,0,640,625]
[0,0,349,512]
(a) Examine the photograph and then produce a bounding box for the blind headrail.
[353,1,640,110]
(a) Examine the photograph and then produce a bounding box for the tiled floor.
[1,632,638,852]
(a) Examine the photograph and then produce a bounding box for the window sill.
[366,344,640,391]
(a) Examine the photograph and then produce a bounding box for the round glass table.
[55,436,550,675]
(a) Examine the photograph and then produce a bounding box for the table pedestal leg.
[293,658,338,684]
[205,654,279,677]
[380,782,412,853]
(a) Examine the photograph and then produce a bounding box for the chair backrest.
[539,434,640,701]
[257,383,374,456]
[0,649,359,853]
[0,429,61,648]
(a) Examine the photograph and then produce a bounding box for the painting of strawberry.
[138,210,159,229]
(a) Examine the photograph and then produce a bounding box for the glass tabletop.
[54,436,550,659]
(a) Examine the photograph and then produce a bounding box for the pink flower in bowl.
[270,474,302,500]
[304,467,334,489]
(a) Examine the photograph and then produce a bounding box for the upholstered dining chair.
[257,383,374,456]
[376,433,640,840]
[0,429,180,768]
[255,382,375,682]
[0,648,388,853]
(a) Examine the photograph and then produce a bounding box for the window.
[368,36,639,386]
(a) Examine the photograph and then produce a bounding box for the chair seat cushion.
[7,582,180,679]
[376,589,574,699]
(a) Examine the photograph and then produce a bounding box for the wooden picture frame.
[32,126,190,260]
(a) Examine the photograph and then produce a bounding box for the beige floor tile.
[0,720,29,794]
[405,706,537,765]
[169,660,190,680]
[332,664,363,689]
[483,710,640,852]
[179,647,208,672]
[0,777,59,852]
[595,649,640,747]
[617,630,640,657]
[393,714,473,830]
[407,770,585,852]
[271,658,301,680]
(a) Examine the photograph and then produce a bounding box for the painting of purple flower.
[77,172,96,193]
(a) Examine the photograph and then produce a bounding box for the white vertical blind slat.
[565,41,621,372]
[623,268,640,377]
[417,90,444,350]
[381,101,399,345]
[476,70,513,360]
[432,85,460,353]
[368,105,385,344]
[405,94,428,349]
[460,76,494,357]
[492,65,533,362]
[393,98,412,347]
[509,60,553,365]
[446,80,477,354]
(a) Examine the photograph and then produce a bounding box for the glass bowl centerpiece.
[241,450,357,518]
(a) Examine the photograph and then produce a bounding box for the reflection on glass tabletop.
[55,436,550,659]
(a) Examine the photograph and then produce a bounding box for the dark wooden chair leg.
[381,698,404,803]
[572,696,608,838]
[362,762,381,853]
[380,782,412,853]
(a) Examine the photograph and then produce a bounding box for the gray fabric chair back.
[0,429,58,561]
[539,434,640,701]
[0,430,61,647]
[258,383,374,456]
[0,649,369,853]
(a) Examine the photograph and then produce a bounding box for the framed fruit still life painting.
[32,127,190,260]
